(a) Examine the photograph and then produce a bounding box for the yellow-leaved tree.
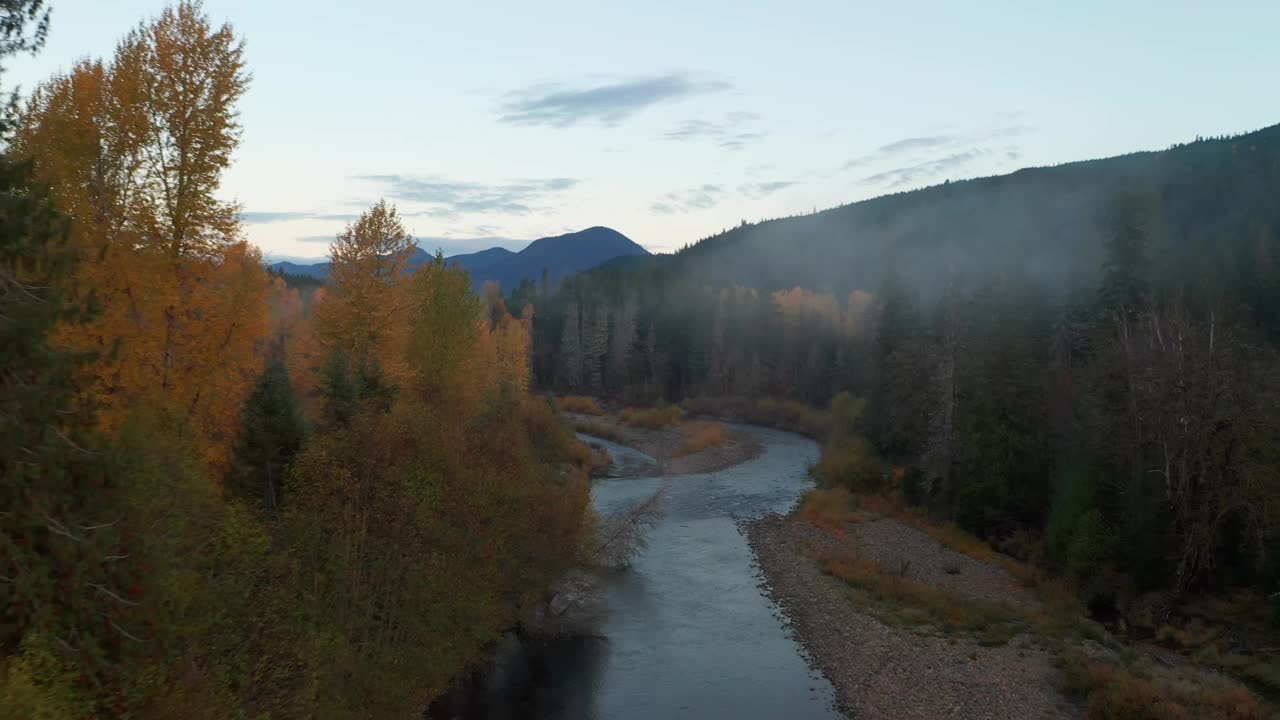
[15,0,265,472]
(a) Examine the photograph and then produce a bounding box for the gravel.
[744,514,1079,720]
[566,412,764,476]
[852,517,1042,611]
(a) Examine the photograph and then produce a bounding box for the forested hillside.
[535,126,1280,609]
[1,3,592,716]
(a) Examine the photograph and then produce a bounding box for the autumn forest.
[3,3,593,716]
[6,1,1280,718]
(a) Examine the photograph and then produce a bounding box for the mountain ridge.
[270,226,650,290]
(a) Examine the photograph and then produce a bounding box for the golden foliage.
[319,199,416,373]
[620,404,684,429]
[674,420,729,457]
[559,395,604,415]
[16,0,263,474]
[797,488,865,529]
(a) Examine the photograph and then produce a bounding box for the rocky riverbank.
[565,411,764,476]
[744,513,1079,720]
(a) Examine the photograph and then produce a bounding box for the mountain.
[440,246,514,275]
[532,123,1280,394]
[464,227,648,292]
[637,123,1280,300]
[271,259,332,278]
[269,226,649,291]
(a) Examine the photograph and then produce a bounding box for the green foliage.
[320,348,390,427]
[1067,510,1113,583]
[1099,192,1154,314]
[814,435,881,492]
[234,353,306,512]
[814,392,881,490]
[1046,452,1095,562]
[0,156,141,709]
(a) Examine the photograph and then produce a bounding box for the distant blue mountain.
[270,226,649,291]
[272,259,332,278]
[441,246,515,275]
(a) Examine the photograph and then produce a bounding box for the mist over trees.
[532,128,1280,606]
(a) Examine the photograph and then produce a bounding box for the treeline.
[2,3,590,717]
[534,155,1280,612]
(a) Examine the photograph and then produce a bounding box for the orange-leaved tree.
[15,0,265,473]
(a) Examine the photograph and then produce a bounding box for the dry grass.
[816,546,1029,644]
[800,488,1092,643]
[680,395,832,438]
[1058,650,1266,720]
[558,395,603,415]
[852,492,1040,586]
[619,404,684,429]
[568,418,624,444]
[797,488,865,530]
[673,420,729,457]
[1156,592,1280,695]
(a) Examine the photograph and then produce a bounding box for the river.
[432,425,841,719]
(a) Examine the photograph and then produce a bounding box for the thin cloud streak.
[843,124,1033,170]
[499,73,731,128]
[739,180,797,198]
[651,184,724,214]
[860,149,989,188]
[354,175,580,217]
[241,211,360,224]
[664,111,766,151]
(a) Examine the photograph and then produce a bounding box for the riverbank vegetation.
[674,420,730,457]
[531,115,1280,717]
[1,3,591,716]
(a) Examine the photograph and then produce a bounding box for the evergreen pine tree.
[234,353,306,512]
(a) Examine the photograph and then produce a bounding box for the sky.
[9,0,1280,261]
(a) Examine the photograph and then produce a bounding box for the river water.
[433,425,841,719]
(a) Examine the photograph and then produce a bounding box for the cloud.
[354,175,579,218]
[860,149,989,188]
[241,211,312,224]
[844,135,957,170]
[499,73,731,128]
[241,211,359,224]
[843,123,1033,171]
[297,235,336,243]
[651,184,724,214]
[739,180,797,198]
[664,111,765,151]
[876,135,953,154]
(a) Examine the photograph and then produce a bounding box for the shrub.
[558,395,603,415]
[620,404,684,429]
[817,547,1027,642]
[813,436,881,491]
[568,418,624,444]
[680,395,832,438]
[674,421,729,457]
[1057,650,1266,720]
[797,488,863,529]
